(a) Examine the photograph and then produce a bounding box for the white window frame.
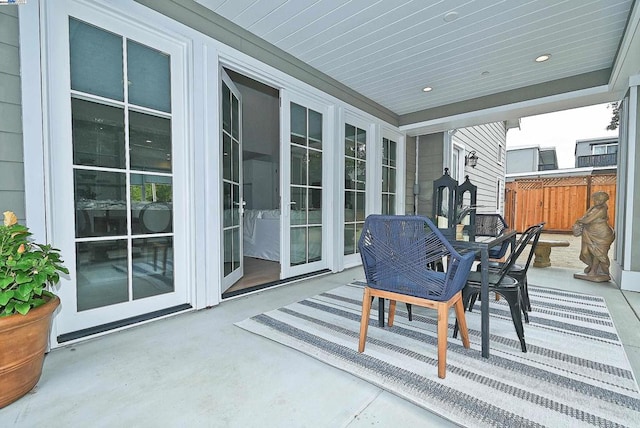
[342,112,374,269]
[451,140,465,182]
[592,143,618,155]
[23,0,203,345]
[381,127,405,215]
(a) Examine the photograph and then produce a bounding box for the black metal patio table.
[373,226,517,358]
[450,229,517,358]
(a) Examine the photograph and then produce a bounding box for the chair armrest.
[445,251,475,297]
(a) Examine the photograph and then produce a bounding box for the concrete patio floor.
[1,264,638,427]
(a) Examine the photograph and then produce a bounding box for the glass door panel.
[69,18,124,101]
[221,70,243,291]
[129,112,172,173]
[71,98,125,169]
[281,96,326,277]
[63,17,184,334]
[382,137,397,214]
[290,102,322,266]
[344,123,366,255]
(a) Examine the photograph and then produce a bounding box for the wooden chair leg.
[359,288,372,353]
[388,300,397,326]
[437,302,449,379]
[453,295,470,348]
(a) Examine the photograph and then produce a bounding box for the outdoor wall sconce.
[465,151,478,168]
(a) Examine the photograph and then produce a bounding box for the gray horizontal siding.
[0,8,25,221]
[416,132,445,217]
[405,136,416,214]
[454,122,506,213]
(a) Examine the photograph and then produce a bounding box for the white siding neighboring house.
[575,137,619,168]
[452,122,508,213]
[506,145,559,173]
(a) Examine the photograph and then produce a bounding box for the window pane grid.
[381,137,397,215]
[223,82,242,277]
[345,124,366,255]
[70,19,174,310]
[290,103,323,266]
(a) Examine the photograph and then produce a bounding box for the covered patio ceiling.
[143,0,640,134]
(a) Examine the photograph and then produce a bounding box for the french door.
[343,118,369,267]
[280,93,328,278]
[221,70,244,292]
[50,12,189,337]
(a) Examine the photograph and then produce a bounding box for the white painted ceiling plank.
[259,0,347,43]
[247,0,321,36]
[213,0,258,20]
[285,0,442,56]
[301,1,486,66]
[203,0,634,116]
[194,0,228,11]
[232,0,288,29]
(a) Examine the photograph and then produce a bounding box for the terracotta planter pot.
[0,293,60,408]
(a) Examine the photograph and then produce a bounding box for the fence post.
[586,175,592,210]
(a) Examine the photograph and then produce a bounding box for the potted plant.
[0,211,68,408]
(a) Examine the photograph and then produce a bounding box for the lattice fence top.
[541,176,589,187]
[514,180,543,190]
[591,174,617,185]
[513,175,604,189]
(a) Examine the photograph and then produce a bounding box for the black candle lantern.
[432,168,458,234]
[457,175,478,241]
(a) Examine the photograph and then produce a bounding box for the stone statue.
[573,191,615,282]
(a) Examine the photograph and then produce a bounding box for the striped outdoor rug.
[236,282,640,427]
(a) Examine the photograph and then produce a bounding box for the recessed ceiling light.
[535,54,551,62]
[422,86,433,92]
[443,11,459,22]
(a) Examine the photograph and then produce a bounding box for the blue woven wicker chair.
[358,215,475,379]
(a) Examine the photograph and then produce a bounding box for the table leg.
[378,297,385,327]
[481,247,490,358]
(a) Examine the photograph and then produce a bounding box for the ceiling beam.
[400,84,615,136]
[399,69,612,127]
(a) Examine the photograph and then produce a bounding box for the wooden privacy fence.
[504,173,616,233]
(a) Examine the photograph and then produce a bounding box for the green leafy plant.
[0,211,68,316]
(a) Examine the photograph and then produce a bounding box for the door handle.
[234,200,247,216]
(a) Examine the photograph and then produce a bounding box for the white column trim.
[623,85,637,271]
[19,0,48,242]
[620,270,640,292]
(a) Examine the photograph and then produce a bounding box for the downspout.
[414,136,419,215]
[446,129,458,173]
